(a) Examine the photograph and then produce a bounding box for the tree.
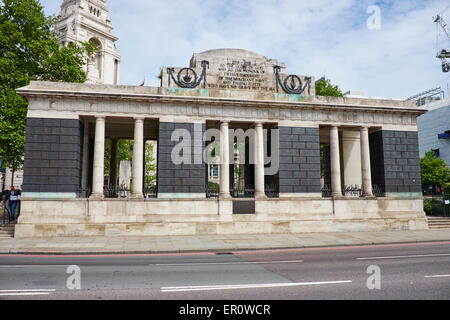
[144,142,156,187]
[0,0,95,173]
[420,150,450,190]
[104,139,157,188]
[315,77,344,97]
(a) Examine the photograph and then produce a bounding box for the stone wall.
[369,130,422,194]
[157,122,206,196]
[23,118,82,194]
[279,127,321,194]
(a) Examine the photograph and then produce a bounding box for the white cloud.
[40,0,449,99]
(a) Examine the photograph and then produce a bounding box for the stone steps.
[0,225,14,238]
[427,217,450,229]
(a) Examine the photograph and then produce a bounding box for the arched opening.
[88,38,102,81]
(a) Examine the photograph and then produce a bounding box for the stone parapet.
[14,197,427,237]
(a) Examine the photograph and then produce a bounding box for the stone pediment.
[162,48,315,97]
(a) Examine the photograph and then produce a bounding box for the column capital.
[220,120,230,126]
[134,117,145,122]
[95,116,106,121]
[254,122,264,128]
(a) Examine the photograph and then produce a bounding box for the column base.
[131,193,144,199]
[255,192,267,199]
[89,193,104,200]
[219,193,232,200]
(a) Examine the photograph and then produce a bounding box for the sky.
[39,0,450,100]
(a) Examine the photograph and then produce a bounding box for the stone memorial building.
[12,1,428,237]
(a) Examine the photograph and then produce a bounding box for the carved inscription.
[207,59,275,91]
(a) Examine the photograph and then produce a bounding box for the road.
[0,241,450,300]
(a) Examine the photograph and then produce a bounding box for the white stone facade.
[15,49,428,237]
[54,0,121,85]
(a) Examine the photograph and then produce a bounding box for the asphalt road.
[0,241,450,300]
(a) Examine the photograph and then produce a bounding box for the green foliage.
[315,77,344,97]
[0,0,94,171]
[423,198,432,215]
[207,181,219,190]
[104,139,134,176]
[444,182,450,194]
[144,142,156,187]
[104,139,157,187]
[420,150,450,189]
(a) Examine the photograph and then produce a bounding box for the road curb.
[2,239,450,256]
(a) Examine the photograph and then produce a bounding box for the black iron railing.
[76,188,91,198]
[343,185,362,197]
[78,186,157,199]
[372,184,385,198]
[231,186,255,198]
[322,185,332,198]
[1,201,18,225]
[206,185,219,198]
[265,184,279,198]
[322,184,385,198]
[103,185,131,199]
[143,186,158,199]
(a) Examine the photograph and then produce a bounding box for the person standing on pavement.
[8,186,19,222]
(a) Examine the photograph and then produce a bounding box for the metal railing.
[206,185,219,199]
[322,184,385,198]
[1,200,19,225]
[77,186,157,199]
[76,188,91,198]
[231,186,255,198]
[322,185,332,198]
[143,186,158,199]
[372,184,385,198]
[265,184,279,198]
[343,185,362,197]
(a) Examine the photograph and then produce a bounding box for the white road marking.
[0,292,52,296]
[0,265,66,268]
[424,274,450,278]
[152,260,303,267]
[0,289,56,293]
[161,280,352,292]
[356,253,450,260]
[0,289,56,296]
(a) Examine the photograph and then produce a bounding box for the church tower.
[53,0,121,85]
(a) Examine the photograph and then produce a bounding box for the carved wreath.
[167,60,209,89]
[274,65,312,95]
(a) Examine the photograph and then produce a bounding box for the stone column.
[254,122,266,199]
[110,138,118,187]
[219,121,231,199]
[330,126,342,197]
[81,120,90,191]
[90,117,105,199]
[131,118,144,199]
[360,127,374,197]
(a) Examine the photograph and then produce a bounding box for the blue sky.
[39,0,449,100]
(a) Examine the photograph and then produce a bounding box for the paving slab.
[0,230,449,254]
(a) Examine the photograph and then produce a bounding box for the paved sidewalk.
[0,229,449,254]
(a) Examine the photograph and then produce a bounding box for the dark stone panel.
[157,122,206,194]
[279,126,320,194]
[369,130,422,195]
[233,201,255,214]
[23,118,82,194]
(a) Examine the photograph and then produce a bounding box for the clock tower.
[54,0,121,85]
